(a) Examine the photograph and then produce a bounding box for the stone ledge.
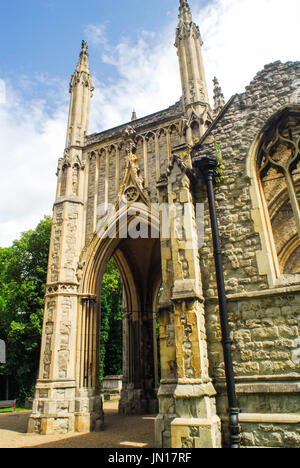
[28,413,73,419]
[35,380,76,388]
[171,415,221,427]
[215,375,300,394]
[54,196,84,206]
[171,279,203,302]
[174,381,217,398]
[206,283,300,302]
[225,413,300,424]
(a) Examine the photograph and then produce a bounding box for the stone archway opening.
[75,202,163,432]
[99,258,123,393]
[98,236,162,417]
[112,237,162,416]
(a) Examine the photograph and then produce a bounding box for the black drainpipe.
[192,155,241,449]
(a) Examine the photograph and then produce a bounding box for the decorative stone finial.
[81,40,88,53]
[213,77,225,117]
[176,0,201,47]
[179,0,191,12]
[178,0,192,24]
[131,109,137,121]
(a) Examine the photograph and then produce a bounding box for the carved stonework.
[178,249,190,279]
[124,185,139,202]
[76,261,85,283]
[118,135,151,207]
[46,283,78,295]
[64,204,79,282]
[180,312,195,378]
[50,205,63,283]
[43,333,53,379]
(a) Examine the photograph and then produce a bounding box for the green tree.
[0,217,124,400]
[100,258,123,386]
[0,216,52,403]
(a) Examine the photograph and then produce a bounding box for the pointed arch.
[79,201,160,295]
[247,105,300,284]
[76,201,161,413]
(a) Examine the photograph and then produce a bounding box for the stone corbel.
[172,278,202,302]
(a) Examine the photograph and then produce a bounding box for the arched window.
[257,108,300,274]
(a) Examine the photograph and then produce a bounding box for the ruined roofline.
[85,101,183,148]
[192,59,300,154]
[248,60,300,86]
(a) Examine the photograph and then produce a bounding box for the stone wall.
[195,61,300,447]
[207,291,300,380]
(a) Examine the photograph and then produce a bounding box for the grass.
[0,407,29,413]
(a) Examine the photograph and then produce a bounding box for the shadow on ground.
[0,400,155,448]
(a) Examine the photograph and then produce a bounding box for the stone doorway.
[100,237,162,417]
[72,206,163,432]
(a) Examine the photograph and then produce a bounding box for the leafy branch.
[212,134,224,184]
[177,136,224,184]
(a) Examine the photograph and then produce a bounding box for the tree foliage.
[100,258,123,386]
[0,216,124,401]
[0,216,52,402]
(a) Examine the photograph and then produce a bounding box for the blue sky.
[0,0,299,246]
[0,0,178,80]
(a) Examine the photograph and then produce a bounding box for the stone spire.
[175,0,209,115]
[213,77,225,117]
[66,40,94,148]
[178,0,193,23]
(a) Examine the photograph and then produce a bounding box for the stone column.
[28,198,84,435]
[119,309,135,415]
[155,175,178,448]
[140,306,159,415]
[164,156,221,448]
[28,153,101,436]
[75,296,103,433]
[28,40,98,435]
[120,307,151,416]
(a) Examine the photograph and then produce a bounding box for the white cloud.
[88,0,299,131]
[84,22,109,48]
[0,79,67,246]
[0,80,6,105]
[1,0,299,246]
[196,0,300,101]
[89,25,180,132]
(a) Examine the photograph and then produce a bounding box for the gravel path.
[0,400,155,448]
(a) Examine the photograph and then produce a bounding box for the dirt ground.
[0,400,155,448]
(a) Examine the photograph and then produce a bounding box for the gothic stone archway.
[27,4,222,446]
[27,129,221,448]
[25,0,300,449]
[79,205,162,420]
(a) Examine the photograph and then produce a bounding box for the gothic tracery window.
[257,109,300,275]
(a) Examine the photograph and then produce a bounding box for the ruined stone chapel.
[28,0,300,448]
